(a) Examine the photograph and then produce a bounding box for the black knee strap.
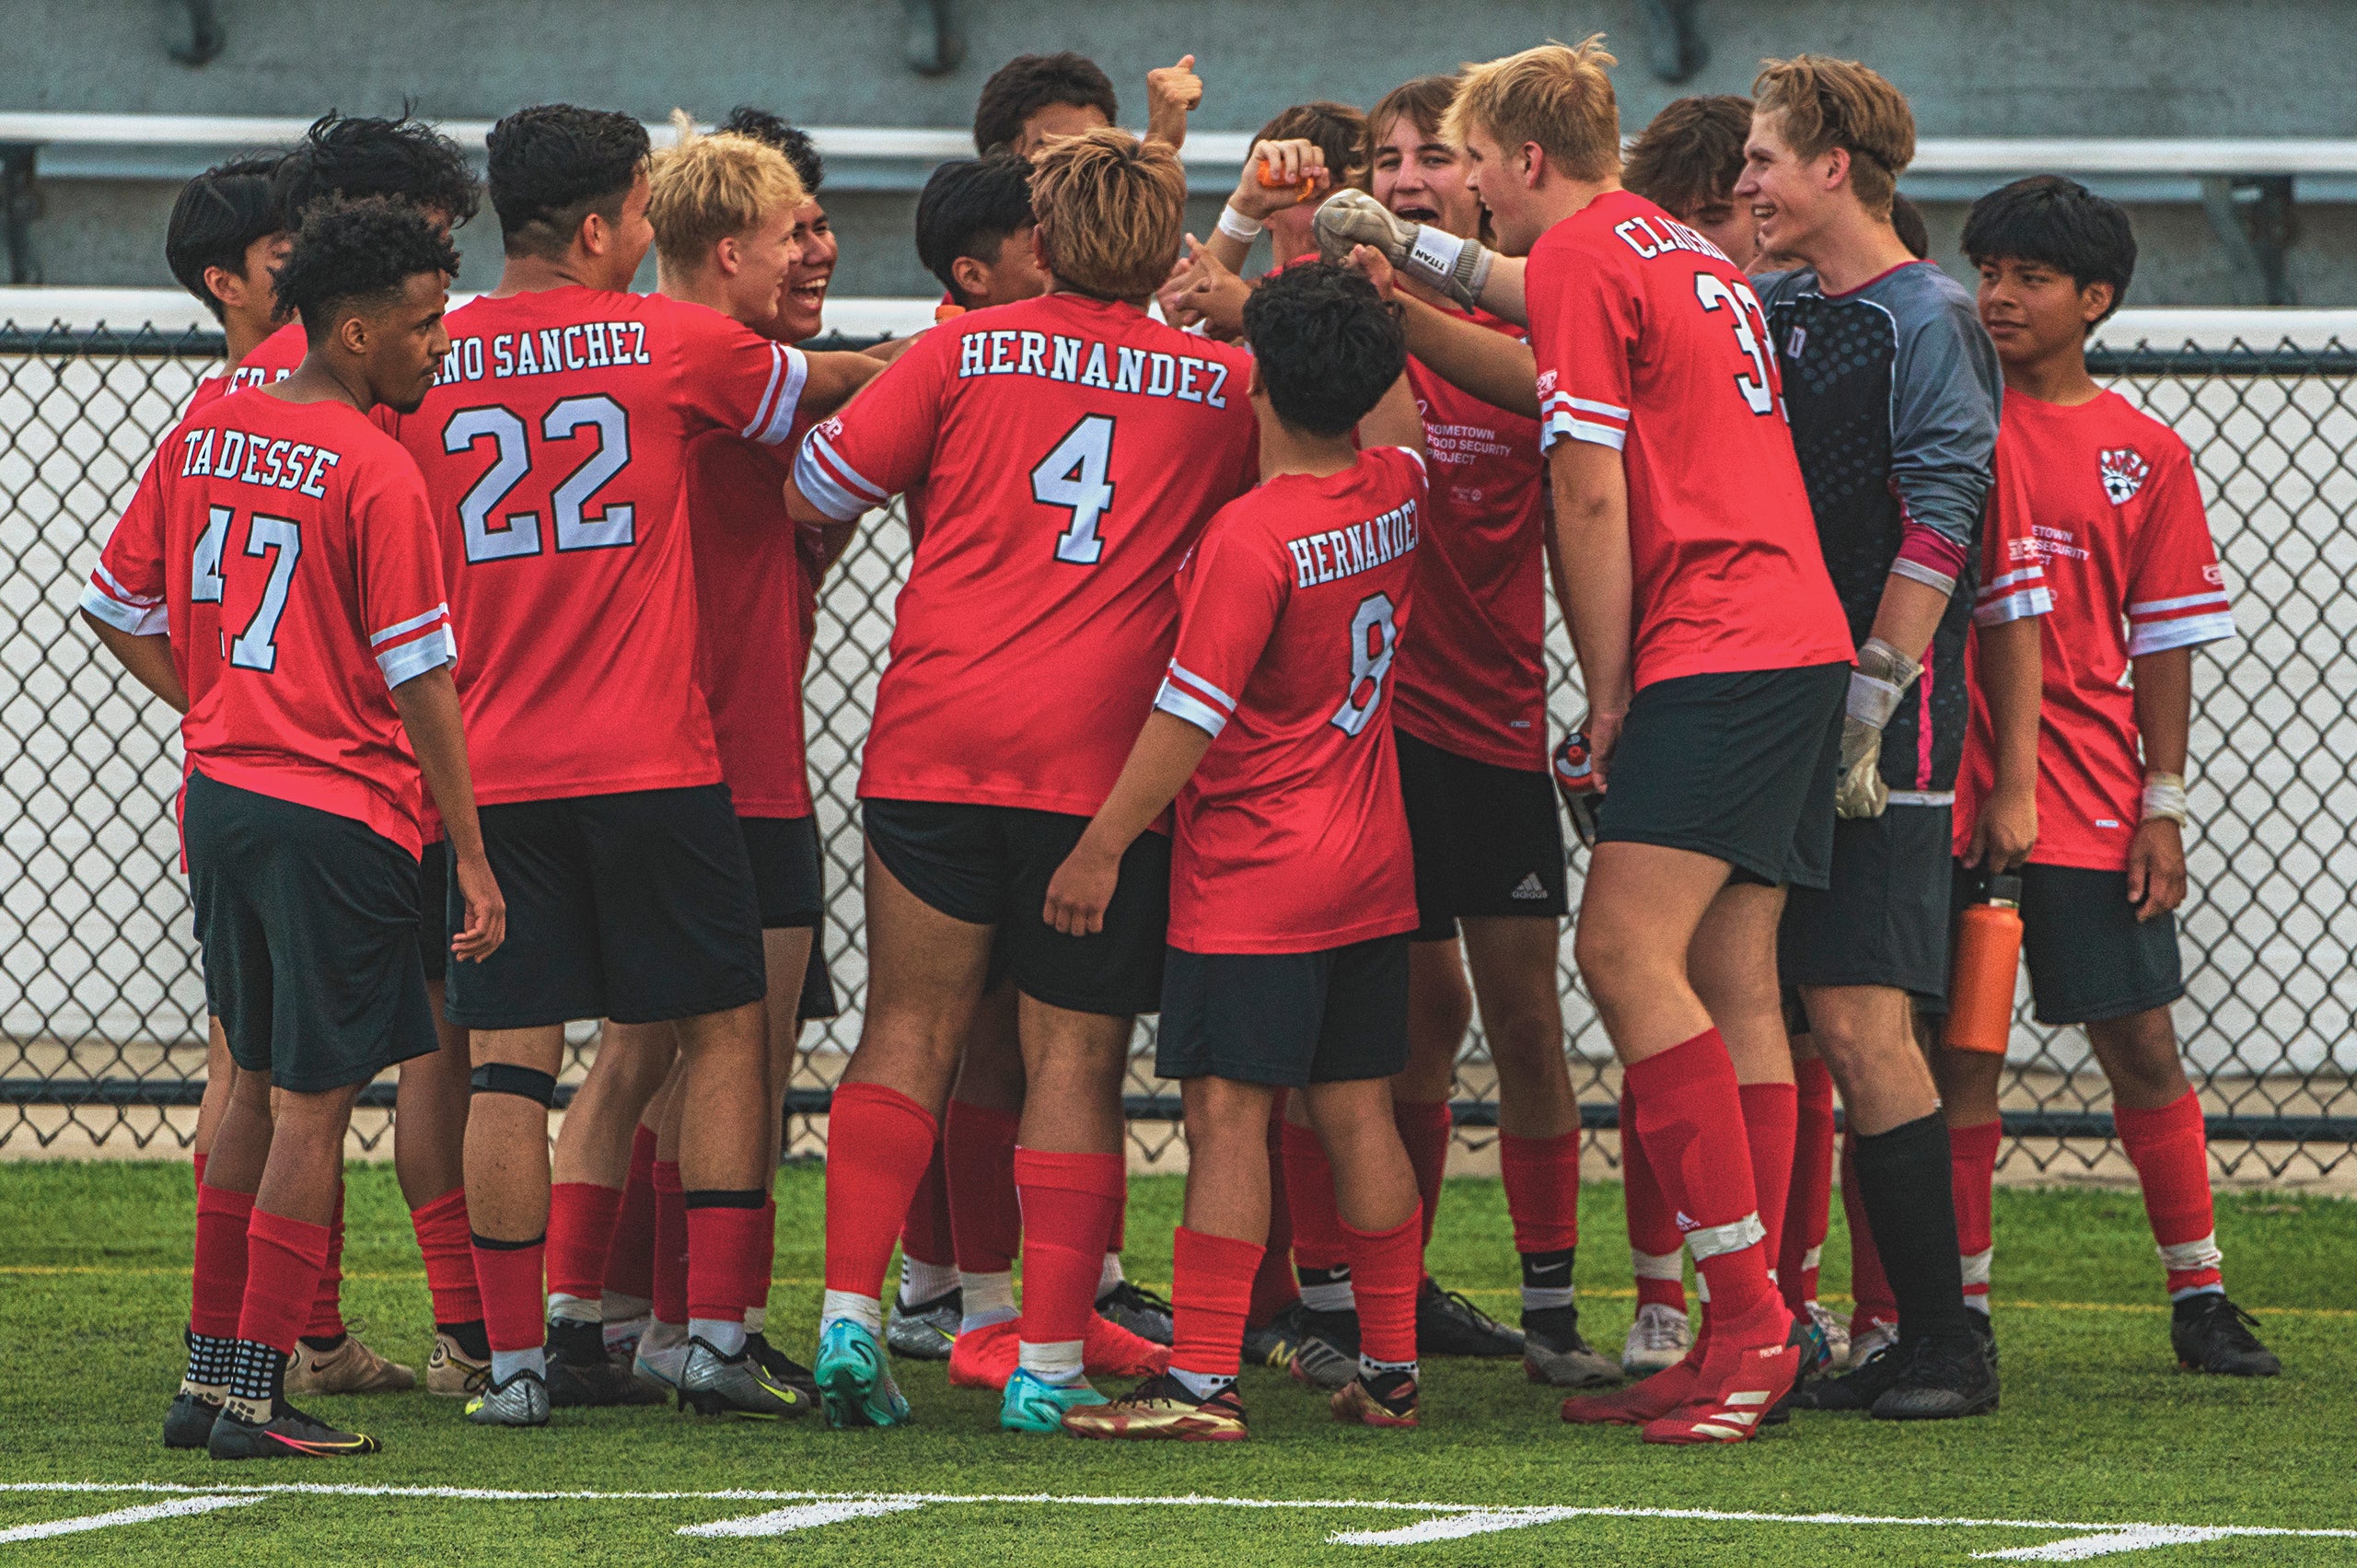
[682,1188,768,1211]
[470,1063,557,1106]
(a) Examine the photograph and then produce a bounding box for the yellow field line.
[1,1266,2346,1318]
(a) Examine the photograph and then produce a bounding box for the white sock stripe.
[2157,1232,2223,1272]
[1960,1247,1995,1287]
[1684,1213,1767,1263]
[820,1290,885,1337]
[1802,1245,1824,1272]
[1631,1249,1684,1282]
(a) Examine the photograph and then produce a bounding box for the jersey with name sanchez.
[795,291,1259,819]
[1159,446,1428,955]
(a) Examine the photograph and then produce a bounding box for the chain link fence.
[5,319,2351,1179]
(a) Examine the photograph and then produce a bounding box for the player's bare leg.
[742,925,816,1390]
[1302,1076,1425,1427]
[192,1016,236,1170]
[462,1023,563,1420]
[1782,1029,1849,1365]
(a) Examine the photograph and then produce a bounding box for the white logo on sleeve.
[1511,873,1549,900]
[2098,447,2151,505]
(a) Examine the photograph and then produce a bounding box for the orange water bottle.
[1946,874,2024,1054]
[934,302,967,324]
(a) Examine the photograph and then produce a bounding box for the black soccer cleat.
[206,1400,382,1459]
[1242,1301,1311,1371]
[2172,1293,2281,1377]
[1787,1333,1908,1412]
[1521,1306,1620,1388]
[745,1330,820,1400]
[163,1391,223,1450]
[1097,1280,1177,1346]
[1416,1278,1524,1358]
[1287,1306,1363,1391]
[546,1319,664,1407]
[1870,1319,2001,1421]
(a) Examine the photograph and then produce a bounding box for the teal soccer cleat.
[815,1318,912,1429]
[999,1366,1108,1434]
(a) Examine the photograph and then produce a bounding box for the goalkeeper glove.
[1834,636,1921,819]
[1314,190,1494,311]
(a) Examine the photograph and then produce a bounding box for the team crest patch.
[2098,447,2150,505]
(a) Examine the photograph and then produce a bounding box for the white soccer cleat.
[1621,1301,1695,1375]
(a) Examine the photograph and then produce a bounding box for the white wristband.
[2142,772,2189,826]
[1215,202,1264,243]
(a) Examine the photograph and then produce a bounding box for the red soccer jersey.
[1391,308,1549,770]
[795,292,1259,817]
[88,389,452,854]
[1524,190,1851,689]
[1954,390,2232,871]
[391,287,809,805]
[1160,447,1426,954]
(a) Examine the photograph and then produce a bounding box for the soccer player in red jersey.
[1051,261,1431,1440]
[389,104,874,1427]
[1932,177,2277,1376]
[1439,41,1852,1445]
[170,157,294,409]
[82,198,503,1458]
[787,129,1257,1431]
[972,51,1203,157]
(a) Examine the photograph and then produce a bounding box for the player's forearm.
[389,667,489,864]
[1866,573,1955,664]
[2131,645,2192,777]
[801,350,888,417]
[1076,712,1216,864]
[1976,618,2043,797]
[1203,227,1254,276]
[83,617,188,714]
[1474,254,1527,324]
[1398,294,1538,418]
[1549,451,1636,715]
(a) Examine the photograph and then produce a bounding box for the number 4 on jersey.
[1032,413,1116,564]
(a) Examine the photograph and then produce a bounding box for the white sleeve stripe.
[1564,395,1631,418]
[749,346,810,446]
[1972,587,2055,626]
[741,343,785,440]
[77,578,168,635]
[1542,412,1627,451]
[1395,447,1427,475]
[1979,566,2046,594]
[811,431,888,502]
[1167,660,1237,713]
[376,625,456,688]
[792,437,879,523]
[1892,557,1958,594]
[1154,679,1228,737]
[369,602,450,646]
[2127,611,2236,656]
[92,561,162,608]
[2127,590,2229,616]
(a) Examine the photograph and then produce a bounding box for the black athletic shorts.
[864,798,1169,1016]
[1928,860,2185,1028]
[739,815,842,1022]
[444,784,765,1030]
[1396,730,1567,940]
[1157,935,1411,1087]
[185,770,436,1094]
[1779,804,1955,1004]
[1595,662,1846,889]
[417,838,447,983]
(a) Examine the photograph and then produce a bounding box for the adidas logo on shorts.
[1510,873,1548,900]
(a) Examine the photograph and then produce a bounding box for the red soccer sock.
[684,1195,767,1326]
[1280,1120,1350,1272]
[1392,1098,1452,1249]
[240,1207,332,1357]
[603,1124,659,1303]
[1739,1081,1799,1292]
[547,1181,624,1304]
[1621,1086,1688,1313]
[1171,1226,1264,1381]
[192,1150,208,1194]
[1949,1118,2002,1312]
[1498,1131,1582,1255]
[191,1182,258,1341]
[1782,1059,1838,1310]
[1013,1147,1124,1353]
[651,1159,688,1326]
[410,1186,483,1327]
[1248,1098,1301,1327]
[303,1179,346,1341]
[945,1098,1022,1276]
[1343,1208,1423,1365]
[822,1082,940,1301]
[1626,1030,1782,1336]
[1841,1131,1898,1334]
[2114,1090,2223,1297]
[900,1136,956,1268]
[470,1231,547,1355]
[747,1197,778,1316]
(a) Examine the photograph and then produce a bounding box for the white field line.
[0,1483,2351,1560]
[0,1494,254,1543]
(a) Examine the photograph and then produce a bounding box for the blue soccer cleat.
[814,1318,912,1429]
[999,1366,1108,1434]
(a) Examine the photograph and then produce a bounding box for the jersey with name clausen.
[1392,304,1550,771]
[795,292,1259,818]
[391,287,808,806]
[86,389,453,855]
[1954,390,2232,871]
[1159,447,1426,955]
[1524,190,1850,691]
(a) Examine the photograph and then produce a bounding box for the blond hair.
[647,111,807,271]
[1028,128,1186,300]
[1442,38,1620,183]
[1750,56,1915,217]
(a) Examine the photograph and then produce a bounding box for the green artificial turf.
[0,1161,2349,1564]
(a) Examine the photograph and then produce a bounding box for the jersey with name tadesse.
[390,286,807,806]
[795,292,1259,819]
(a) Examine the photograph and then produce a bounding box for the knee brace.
[470,1063,558,1106]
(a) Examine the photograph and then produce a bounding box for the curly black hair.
[718,106,823,193]
[273,196,460,343]
[486,103,652,260]
[166,154,287,320]
[1963,175,2137,325]
[270,110,481,228]
[972,52,1118,155]
[1241,261,1406,436]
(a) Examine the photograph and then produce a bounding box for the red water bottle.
[1946,874,2024,1054]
